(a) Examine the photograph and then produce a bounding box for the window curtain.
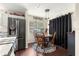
[49,13,72,49]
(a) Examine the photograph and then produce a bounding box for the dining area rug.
[32,43,56,53]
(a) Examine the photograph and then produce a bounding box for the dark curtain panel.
[49,13,72,49]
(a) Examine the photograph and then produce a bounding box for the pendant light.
[45,9,50,35]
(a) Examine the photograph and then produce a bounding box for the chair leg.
[42,45,45,54]
[36,45,38,52]
[44,48,45,53]
[36,45,39,56]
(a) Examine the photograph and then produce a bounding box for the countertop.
[0,43,13,56]
[0,36,16,44]
[0,36,16,56]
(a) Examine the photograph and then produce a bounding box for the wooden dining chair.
[51,32,56,46]
[35,34,44,50]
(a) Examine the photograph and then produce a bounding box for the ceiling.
[0,3,26,14]
[0,3,75,18]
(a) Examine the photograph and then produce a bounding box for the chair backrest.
[51,32,56,44]
[35,34,44,46]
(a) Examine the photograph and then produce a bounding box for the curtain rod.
[70,12,74,15]
[61,12,73,15]
[52,12,74,19]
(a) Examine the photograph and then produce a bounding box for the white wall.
[75,4,79,56]
[25,11,29,48]
[25,13,34,44]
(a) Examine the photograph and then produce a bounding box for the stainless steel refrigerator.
[8,17,26,51]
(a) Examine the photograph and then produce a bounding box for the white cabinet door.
[1,13,8,32]
[0,12,8,32]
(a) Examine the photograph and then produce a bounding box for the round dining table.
[44,34,52,47]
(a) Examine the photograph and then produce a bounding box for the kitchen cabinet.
[0,12,8,32]
[0,36,16,56]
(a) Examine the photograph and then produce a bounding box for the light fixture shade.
[44,9,50,35]
[45,9,50,12]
